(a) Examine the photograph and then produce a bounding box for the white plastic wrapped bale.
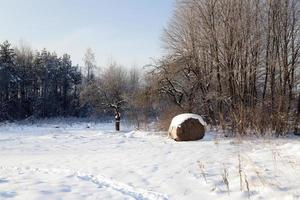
[168,113,207,141]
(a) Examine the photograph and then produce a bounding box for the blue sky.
[0,0,174,67]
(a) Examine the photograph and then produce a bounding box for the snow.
[169,113,207,129]
[0,121,300,200]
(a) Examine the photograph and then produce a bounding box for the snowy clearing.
[0,121,300,200]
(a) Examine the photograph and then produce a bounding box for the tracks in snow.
[0,166,169,200]
[76,172,168,200]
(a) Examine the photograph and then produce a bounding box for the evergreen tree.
[0,41,17,120]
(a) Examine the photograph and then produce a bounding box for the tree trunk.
[115,112,121,131]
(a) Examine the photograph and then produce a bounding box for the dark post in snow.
[115,111,121,131]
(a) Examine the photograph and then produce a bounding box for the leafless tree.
[83,48,97,83]
[150,0,300,135]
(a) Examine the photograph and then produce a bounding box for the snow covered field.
[0,121,300,200]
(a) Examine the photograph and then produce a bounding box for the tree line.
[148,0,300,135]
[0,41,82,120]
[0,41,149,127]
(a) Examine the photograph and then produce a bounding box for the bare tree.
[83,48,97,83]
[150,0,300,135]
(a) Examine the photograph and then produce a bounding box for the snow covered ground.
[0,120,299,200]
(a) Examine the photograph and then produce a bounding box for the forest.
[1,0,300,136]
[0,41,146,124]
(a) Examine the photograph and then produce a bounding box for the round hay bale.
[168,113,206,141]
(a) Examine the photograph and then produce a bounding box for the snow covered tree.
[99,63,129,131]
[79,62,132,131]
